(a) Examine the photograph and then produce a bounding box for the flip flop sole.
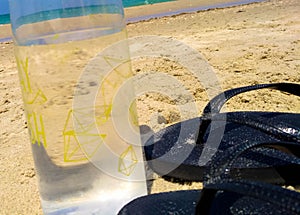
[144,112,300,184]
[118,190,200,215]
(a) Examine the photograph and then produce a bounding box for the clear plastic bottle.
[9,0,147,214]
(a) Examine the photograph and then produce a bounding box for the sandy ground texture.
[1,0,300,214]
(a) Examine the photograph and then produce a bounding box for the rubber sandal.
[197,140,300,215]
[143,83,300,183]
[118,189,200,214]
[119,141,300,215]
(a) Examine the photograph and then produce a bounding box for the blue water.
[14,5,123,28]
[0,0,266,43]
[123,0,174,7]
[0,14,10,24]
[0,0,173,25]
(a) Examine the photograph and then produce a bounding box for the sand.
[1,0,300,213]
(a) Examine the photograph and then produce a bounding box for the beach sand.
[1,0,299,213]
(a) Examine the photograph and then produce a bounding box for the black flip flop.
[197,140,300,215]
[119,140,300,215]
[143,83,300,184]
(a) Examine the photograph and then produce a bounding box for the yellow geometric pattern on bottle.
[16,57,48,147]
[16,57,32,94]
[95,104,112,126]
[52,34,60,40]
[63,108,107,162]
[118,145,138,176]
[103,55,131,79]
[129,101,139,127]
[27,112,47,147]
[26,89,47,105]
[16,57,47,105]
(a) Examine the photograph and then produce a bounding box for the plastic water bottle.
[9,0,147,214]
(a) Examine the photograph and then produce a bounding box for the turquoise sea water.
[122,0,173,7]
[0,14,10,24]
[14,5,122,28]
[0,0,173,25]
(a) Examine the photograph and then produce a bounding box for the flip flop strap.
[198,140,300,214]
[204,141,300,183]
[204,83,300,114]
[198,83,300,143]
[210,112,300,143]
[197,179,300,215]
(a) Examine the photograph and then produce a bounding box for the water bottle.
[9,0,147,214]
